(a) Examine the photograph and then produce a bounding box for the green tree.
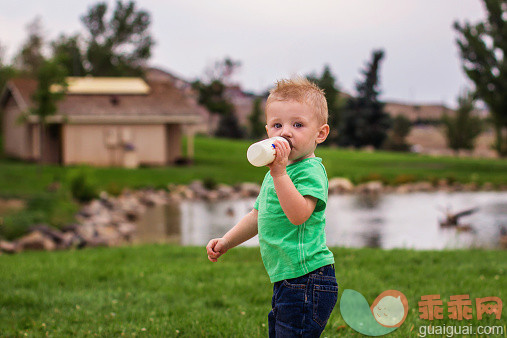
[441,91,482,154]
[80,0,154,76]
[454,0,507,156]
[51,34,86,76]
[204,58,241,85]
[248,97,265,139]
[0,41,18,95]
[308,65,341,145]
[383,115,412,151]
[193,57,243,139]
[13,17,45,76]
[339,50,391,148]
[214,109,243,139]
[30,59,68,164]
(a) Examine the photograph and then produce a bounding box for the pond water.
[134,192,507,250]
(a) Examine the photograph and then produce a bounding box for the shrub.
[0,191,79,240]
[426,175,441,187]
[48,197,79,228]
[446,175,457,185]
[203,177,218,190]
[70,170,98,202]
[393,174,417,185]
[27,193,55,211]
[106,182,123,196]
[1,210,45,240]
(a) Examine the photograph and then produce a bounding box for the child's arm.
[268,140,318,225]
[206,208,258,262]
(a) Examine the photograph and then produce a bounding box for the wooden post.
[186,125,195,160]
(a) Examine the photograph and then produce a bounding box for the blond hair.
[266,77,328,124]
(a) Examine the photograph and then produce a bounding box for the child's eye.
[294,122,303,128]
[274,123,282,129]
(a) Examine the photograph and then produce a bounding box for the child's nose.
[280,126,292,138]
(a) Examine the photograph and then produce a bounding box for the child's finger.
[272,143,280,159]
[275,144,282,158]
[214,241,224,253]
[274,140,284,151]
[206,242,213,255]
[282,142,290,156]
[276,141,289,158]
[206,240,218,255]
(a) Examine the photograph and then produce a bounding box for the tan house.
[0,74,203,167]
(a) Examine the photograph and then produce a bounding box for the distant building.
[0,71,204,167]
[384,102,455,122]
[384,101,489,122]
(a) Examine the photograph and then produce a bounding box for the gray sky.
[0,0,486,107]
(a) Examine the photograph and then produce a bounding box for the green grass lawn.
[0,136,506,198]
[0,245,505,337]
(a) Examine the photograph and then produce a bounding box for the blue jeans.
[268,264,338,337]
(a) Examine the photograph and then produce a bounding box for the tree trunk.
[39,122,45,164]
[37,121,44,175]
[494,124,507,158]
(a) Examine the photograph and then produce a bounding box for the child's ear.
[316,124,330,144]
[265,125,269,134]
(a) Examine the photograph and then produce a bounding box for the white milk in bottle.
[247,136,292,167]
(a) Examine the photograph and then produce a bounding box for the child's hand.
[267,139,290,177]
[206,237,230,262]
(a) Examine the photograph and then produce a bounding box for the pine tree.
[248,97,265,139]
[454,0,507,156]
[309,65,341,145]
[215,110,243,139]
[339,50,391,148]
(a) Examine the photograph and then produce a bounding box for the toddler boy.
[206,77,337,337]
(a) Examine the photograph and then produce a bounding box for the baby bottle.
[247,136,292,167]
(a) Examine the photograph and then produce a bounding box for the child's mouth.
[281,136,294,149]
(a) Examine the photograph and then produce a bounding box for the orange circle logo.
[370,290,409,327]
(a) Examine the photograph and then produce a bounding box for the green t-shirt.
[254,157,335,283]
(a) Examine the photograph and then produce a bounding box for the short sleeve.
[292,162,328,212]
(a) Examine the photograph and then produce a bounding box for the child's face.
[265,100,329,163]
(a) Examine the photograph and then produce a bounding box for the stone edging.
[0,178,505,254]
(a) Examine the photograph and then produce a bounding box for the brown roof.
[2,78,38,110]
[2,76,203,121]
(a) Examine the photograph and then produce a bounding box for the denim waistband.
[315,263,335,275]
